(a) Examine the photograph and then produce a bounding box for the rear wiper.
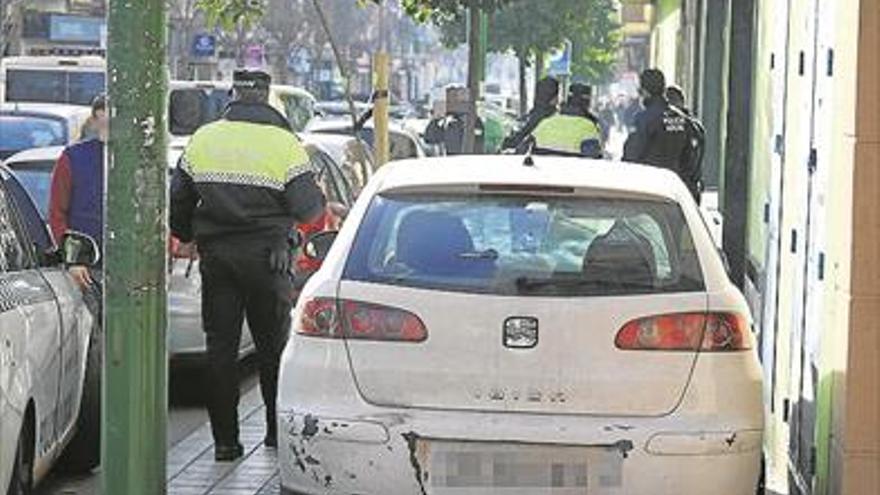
[458,249,499,261]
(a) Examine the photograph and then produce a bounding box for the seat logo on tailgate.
[503,317,538,349]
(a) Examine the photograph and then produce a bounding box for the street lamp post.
[103,0,168,493]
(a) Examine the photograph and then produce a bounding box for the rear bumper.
[277,408,762,495]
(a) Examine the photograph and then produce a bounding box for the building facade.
[647,1,879,494]
[2,0,106,56]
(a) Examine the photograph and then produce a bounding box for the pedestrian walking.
[502,77,560,153]
[170,69,326,462]
[530,82,604,158]
[623,69,696,198]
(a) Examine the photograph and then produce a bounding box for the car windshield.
[6,160,54,218]
[278,93,314,132]
[344,193,704,297]
[0,116,66,159]
[6,69,105,105]
[168,88,231,136]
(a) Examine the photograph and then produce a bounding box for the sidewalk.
[166,386,280,495]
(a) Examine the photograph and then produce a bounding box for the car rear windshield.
[168,88,231,136]
[7,160,54,218]
[0,116,66,159]
[343,193,705,297]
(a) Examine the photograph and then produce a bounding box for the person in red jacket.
[49,94,108,290]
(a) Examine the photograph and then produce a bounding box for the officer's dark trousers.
[199,241,293,447]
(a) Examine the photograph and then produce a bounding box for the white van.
[0,56,106,105]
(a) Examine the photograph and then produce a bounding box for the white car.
[0,166,99,494]
[0,103,92,161]
[307,119,427,162]
[277,155,763,495]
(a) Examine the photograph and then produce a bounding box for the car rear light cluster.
[168,236,192,259]
[298,298,427,342]
[615,312,751,352]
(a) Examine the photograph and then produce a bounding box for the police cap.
[569,83,592,99]
[233,69,271,91]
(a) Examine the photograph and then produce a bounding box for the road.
[35,365,261,495]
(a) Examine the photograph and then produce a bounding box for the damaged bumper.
[277,409,762,495]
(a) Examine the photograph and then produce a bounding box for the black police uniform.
[170,76,325,457]
[623,95,696,196]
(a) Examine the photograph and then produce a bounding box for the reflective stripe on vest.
[182,120,311,191]
[532,115,602,154]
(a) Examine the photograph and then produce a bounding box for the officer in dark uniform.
[530,82,604,158]
[170,70,325,461]
[666,85,706,202]
[623,69,695,197]
[503,77,559,153]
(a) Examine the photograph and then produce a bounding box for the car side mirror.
[303,231,338,262]
[62,232,100,267]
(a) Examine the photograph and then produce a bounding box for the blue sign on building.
[192,34,217,58]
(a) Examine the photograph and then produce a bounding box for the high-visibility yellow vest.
[182,120,311,191]
[532,114,602,155]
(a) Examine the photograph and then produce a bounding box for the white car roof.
[1,55,105,69]
[300,132,359,163]
[3,145,65,164]
[373,155,688,201]
[0,102,92,119]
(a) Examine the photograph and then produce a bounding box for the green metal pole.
[103,1,168,494]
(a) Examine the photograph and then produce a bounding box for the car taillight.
[168,236,190,259]
[615,312,751,352]
[298,298,427,342]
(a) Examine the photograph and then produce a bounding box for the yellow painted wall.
[650,0,681,84]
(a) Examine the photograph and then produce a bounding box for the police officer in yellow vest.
[170,70,325,461]
[531,83,604,158]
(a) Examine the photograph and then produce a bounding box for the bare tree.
[168,0,201,78]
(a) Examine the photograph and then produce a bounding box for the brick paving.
[166,386,281,495]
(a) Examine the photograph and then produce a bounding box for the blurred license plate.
[421,440,624,495]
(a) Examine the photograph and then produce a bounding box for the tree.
[435,0,620,114]
[259,0,315,84]
[168,0,202,78]
[568,0,620,84]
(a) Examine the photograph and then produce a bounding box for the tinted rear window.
[6,69,105,105]
[0,116,66,158]
[7,160,54,218]
[344,193,704,297]
[168,88,231,136]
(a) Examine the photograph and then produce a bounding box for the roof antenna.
[522,139,536,167]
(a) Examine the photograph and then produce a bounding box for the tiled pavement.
[166,386,281,495]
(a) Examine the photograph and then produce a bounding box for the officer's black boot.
[264,408,278,448]
[215,443,244,462]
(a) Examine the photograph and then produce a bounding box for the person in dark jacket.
[666,85,705,202]
[623,69,694,196]
[424,85,485,155]
[170,70,325,462]
[502,77,559,152]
